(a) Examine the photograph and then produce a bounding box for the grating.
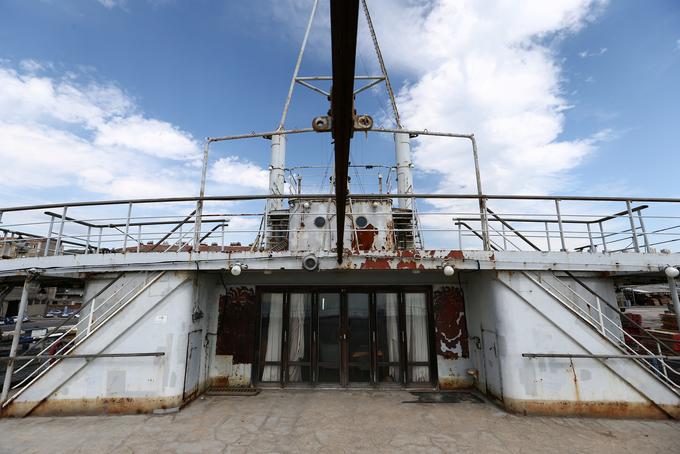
[204,387,260,397]
[403,391,484,404]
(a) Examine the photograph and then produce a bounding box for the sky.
[0,0,679,247]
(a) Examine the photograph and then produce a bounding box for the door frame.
[253,285,437,388]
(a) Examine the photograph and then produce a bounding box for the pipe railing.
[1,194,680,257]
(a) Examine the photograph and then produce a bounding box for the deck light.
[665,266,679,278]
[230,264,243,276]
[443,265,455,277]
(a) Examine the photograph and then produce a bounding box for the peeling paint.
[433,286,469,359]
[216,286,256,364]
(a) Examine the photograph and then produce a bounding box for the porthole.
[355,216,368,228]
[314,216,326,228]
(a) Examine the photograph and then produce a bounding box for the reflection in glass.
[317,293,340,383]
[405,293,429,383]
[376,293,400,383]
[260,293,283,382]
[288,293,311,382]
[347,293,370,382]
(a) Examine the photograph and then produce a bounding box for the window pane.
[376,292,400,383]
[288,293,311,383]
[347,293,370,382]
[405,293,429,383]
[259,293,283,382]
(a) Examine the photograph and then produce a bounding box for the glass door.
[317,292,341,384]
[346,293,371,385]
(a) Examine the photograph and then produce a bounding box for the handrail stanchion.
[598,222,607,252]
[137,225,142,253]
[123,202,132,253]
[555,200,567,251]
[626,200,640,252]
[84,226,91,255]
[43,216,55,257]
[96,227,103,253]
[637,210,651,253]
[586,223,594,252]
[221,223,225,252]
[544,221,551,251]
[54,206,68,255]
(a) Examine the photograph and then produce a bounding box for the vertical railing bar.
[221,223,225,252]
[137,225,142,253]
[54,206,68,256]
[598,222,607,252]
[555,200,567,251]
[626,200,640,252]
[457,220,462,250]
[84,226,92,255]
[122,202,132,253]
[96,227,103,253]
[637,210,651,253]
[586,223,594,252]
[544,221,551,252]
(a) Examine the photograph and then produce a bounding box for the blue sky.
[0,0,679,211]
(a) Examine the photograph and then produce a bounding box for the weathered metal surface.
[433,286,469,360]
[502,397,679,419]
[2,396,184,417]
[216,286,256,364]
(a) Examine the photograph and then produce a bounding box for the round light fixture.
[443,265,455,277]
[230,264,242,276]
[302,201,311,210]
[665,266,679,278]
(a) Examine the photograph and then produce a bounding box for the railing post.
[221,223,225,252]
[457,220,462,250]
[123,202,132,253]
[96,227,103,253]
[84,226,92,255]
[87,298,96,336]
[666,270,680,337]
[137,225,142,253]
[1,274,36,405]
[501,222,508,250]
[598,222,607,252]
[554,199,567,251]
[636,210,651,253]
[1,230,8,258]
[544,221,551,252]
[586,223,594,253]
[43,216,55,257]
[625,200,640,252]
[54,206,68,255]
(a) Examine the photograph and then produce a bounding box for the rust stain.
[217,286,256,364]
[359,257,392,270]
[3,396,184,417]
[502,397,677,420]
[352,223,378,251]
[433,286,469,359]
[438,376,474,390]
[569,359,581,402]
[444,250,464,260]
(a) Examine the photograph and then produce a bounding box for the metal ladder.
[1,271,166,410]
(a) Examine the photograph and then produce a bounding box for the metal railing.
[1,193,680,257]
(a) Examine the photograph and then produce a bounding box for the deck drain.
[403,391,484,404]
[205,387,260,396]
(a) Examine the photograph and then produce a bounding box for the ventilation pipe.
[394,132,413,210]
[267,134,286,213]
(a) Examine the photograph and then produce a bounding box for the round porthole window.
[314,216,326,228]
[355,216,368,228]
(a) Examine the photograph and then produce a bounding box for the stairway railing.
[2,271,166,408]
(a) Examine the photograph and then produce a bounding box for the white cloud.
[209,156,269,192]
[676,38,680,50]
[579,47,607,58]
[97,0,122,9]
[0,62,265,202]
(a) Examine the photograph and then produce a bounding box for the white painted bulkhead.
[463,270,680,418]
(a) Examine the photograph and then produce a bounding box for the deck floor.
[1,390,679,453]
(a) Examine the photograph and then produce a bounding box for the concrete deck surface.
[1,390,679,453]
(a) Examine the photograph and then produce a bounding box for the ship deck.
[1,390,678,453]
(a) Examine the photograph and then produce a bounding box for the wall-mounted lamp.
[443,265,455,277]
